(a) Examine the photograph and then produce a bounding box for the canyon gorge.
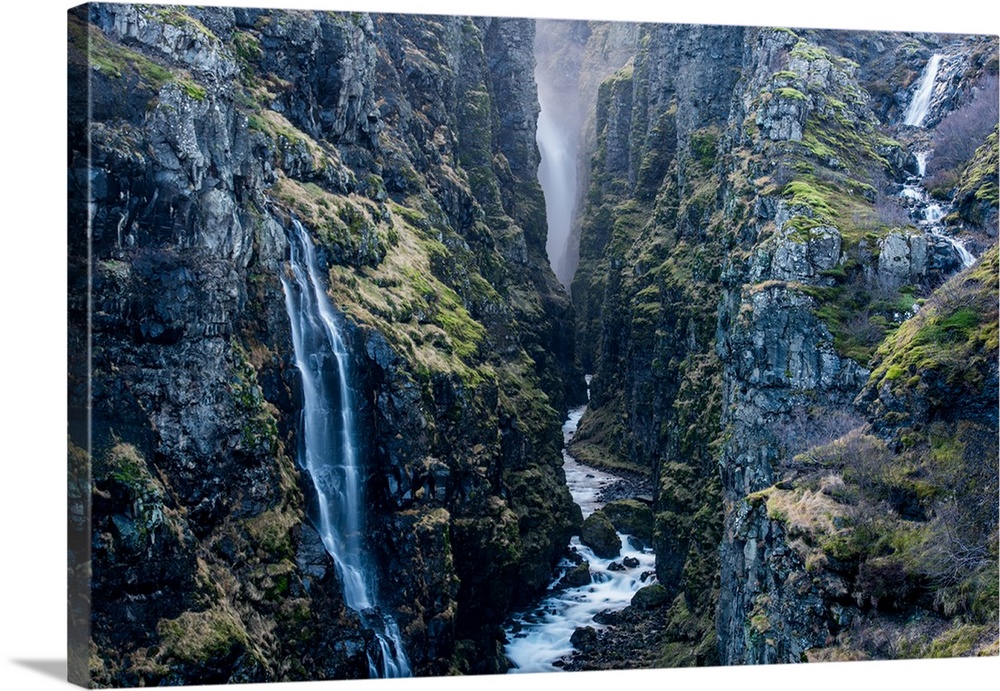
[67,4,998,685]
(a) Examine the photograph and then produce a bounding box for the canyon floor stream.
[505,396,658,673]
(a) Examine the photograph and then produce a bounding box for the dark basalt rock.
[559,562,593,588]
[631,584,670,611]
[579,511,622,559]
[570,626,598,650]
[602,499,654,541]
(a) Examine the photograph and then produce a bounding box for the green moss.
[925,624,990,658]
[690,128,720,170]
[783,180,835,218]
[245,509,297,560]
[104,443,152,488]
[153,7,217,38]
[790,41,834,63]
[775,86,807,102]
[178,79,207,101]
[869,246,999,394]
[157,607,248,665]
[69,14,207,100]
[229,340,279,455]
[232,30,263,64]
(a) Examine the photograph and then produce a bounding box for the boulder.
[580,511,622,558]
[631,584,670,611]
[570,626,598,650]
[558,562,592,588]
[602,500,654,541]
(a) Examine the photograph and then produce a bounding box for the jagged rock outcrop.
[68,5,998,682]
[70,5,581,684]
[568,19,997,669]
[711,28,997,665]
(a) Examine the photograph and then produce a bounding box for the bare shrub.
[919,422,1000,587]
[774,407,867,465]
[920,502,992,587]
[874,194,913,228]
[926,74,999,190]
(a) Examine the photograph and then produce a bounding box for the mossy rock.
[602,499,654,541]
[580,511,621,559]
[631,584,670,611]
[157,607,249,666]
[558,562,592,589]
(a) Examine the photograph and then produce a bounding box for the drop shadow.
[11,659,66,682]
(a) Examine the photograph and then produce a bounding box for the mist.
[534,20,640,291]
[534,20,589,290]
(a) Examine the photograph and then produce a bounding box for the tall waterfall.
[537,88,580,289]
[904,54,942,127]
[281,219,411,678]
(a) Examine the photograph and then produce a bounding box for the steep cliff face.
[69,4,580,684]
[567,21,746,666]
[712,28,997,665]
[569,20,998,668]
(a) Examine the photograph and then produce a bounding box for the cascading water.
[505,384,657,673]
[904,54,942,127]
[281,219,411,678]
[899,160,976,269]
[537,91,580,289]
[898,148,976,269]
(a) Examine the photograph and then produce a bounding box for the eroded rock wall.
[70,4,580,683]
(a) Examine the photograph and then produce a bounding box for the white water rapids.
[505,401,657,673]
[281,220,411,678]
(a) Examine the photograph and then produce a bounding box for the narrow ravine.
[504,390,658,673]
[281,220,411,678]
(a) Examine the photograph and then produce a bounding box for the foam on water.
[506,536,656,673]
[505,395,657,673]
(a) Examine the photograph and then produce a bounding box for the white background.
[1,1,997,690]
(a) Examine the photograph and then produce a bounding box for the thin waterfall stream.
[900,54,976,269]
[281,219,411,678]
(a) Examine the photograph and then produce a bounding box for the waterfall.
[281,219,411,678]
[537,90,579,289]
[945,233,976,268]
[900,152,976,270]
[904,54,942,127]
